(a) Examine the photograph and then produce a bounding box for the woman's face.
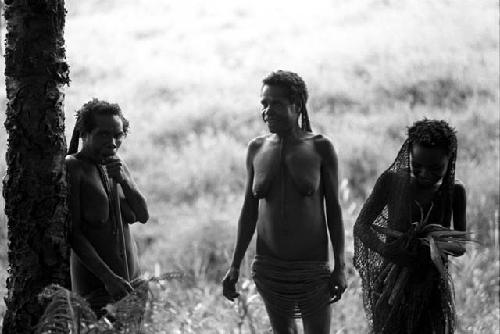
[260,84,299,134]
[81,114,125,162]
[410,143,450,188]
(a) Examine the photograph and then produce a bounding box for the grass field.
[0,0,498,332]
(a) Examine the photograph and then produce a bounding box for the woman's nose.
[265,106,276,116]
[419,168,431,178]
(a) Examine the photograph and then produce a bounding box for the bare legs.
[265,303,331,334]
[302,304,331,334]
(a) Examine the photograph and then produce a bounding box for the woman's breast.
[252,169,320,198]
[252,178,270,198]
[80,186,110,228]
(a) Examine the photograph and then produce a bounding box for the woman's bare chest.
[79,169,111,226]
[252,140,321,197]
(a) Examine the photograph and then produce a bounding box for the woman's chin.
[416,178,438,188]
[100,151,117,161]
[267,124,290,134]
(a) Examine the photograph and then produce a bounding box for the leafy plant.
[36,272,183,334]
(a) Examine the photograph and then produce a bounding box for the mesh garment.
[353,139,457,334]
[251,255,332,319]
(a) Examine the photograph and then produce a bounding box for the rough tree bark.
[2,0,70,333]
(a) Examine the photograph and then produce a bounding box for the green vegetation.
[0,0,498,332]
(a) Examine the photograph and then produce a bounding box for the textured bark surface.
[2,1,70,333]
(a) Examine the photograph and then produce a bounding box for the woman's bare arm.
[230,139,261,269]
[317,136,347,299]
[452,181,466,231]
[223,140,260,301]
[317,137,345,273]
[104,157,149,223]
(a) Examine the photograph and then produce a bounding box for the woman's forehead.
[93,114,123,131]
[411,143,448,163]
[261,84,289,100]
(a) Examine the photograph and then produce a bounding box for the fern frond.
[36,284,97,334]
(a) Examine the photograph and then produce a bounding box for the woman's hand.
[383,235,432,270]
[383,235,418,267]
[222,267,240,302]
[104,156,129,184]
[103,273,133,301]
[329,269,347,302]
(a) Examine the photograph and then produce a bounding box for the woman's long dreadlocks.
[67,98,129,155]
[262,70,312,132]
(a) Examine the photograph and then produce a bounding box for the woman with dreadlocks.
[66,99,149,317]
[354,119,466,334]
[222,70,347,334]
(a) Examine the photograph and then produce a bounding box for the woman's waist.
[74,233,139,266]
[257,209,325,227]
[71,250,140,282]
[253,253,330,268]
[256,234,329,262]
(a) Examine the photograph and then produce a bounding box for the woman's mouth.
[417,177,436,186]
[267,118,283,126]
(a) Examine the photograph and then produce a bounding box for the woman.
[354,119,466,334]
[222,70,347,334]
[66,99,149,317]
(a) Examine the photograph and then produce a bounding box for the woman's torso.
[70,158,140,295]
[251,134,329,261]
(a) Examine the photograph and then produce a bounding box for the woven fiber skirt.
[251,255,333,318]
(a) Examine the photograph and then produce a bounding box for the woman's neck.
[275,125,302,141]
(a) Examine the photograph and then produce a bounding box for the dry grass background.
[0,0,498,332]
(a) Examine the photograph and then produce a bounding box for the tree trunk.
[2,1,70,333]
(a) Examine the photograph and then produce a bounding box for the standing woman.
[222,70,347,334]
[354,119,466,334]
[66,99,149,317]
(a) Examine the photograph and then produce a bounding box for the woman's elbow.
[136,209,149,224]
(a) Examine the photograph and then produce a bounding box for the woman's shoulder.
[382,168,408,182]
[65,154,84,170]
[309,132,330,142]
[246,135,273,155]
[65,154,96,176]
[454,179,465,188]
[310,133,335,149]
[371,169,412,192]
[248,134,271,147]
[310,134,339,162]
[65,155,87,183]
[453,179,466,196]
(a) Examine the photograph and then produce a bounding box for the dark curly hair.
[262,70,311,132]
[67,98,129,155]
[408,119,457,156]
